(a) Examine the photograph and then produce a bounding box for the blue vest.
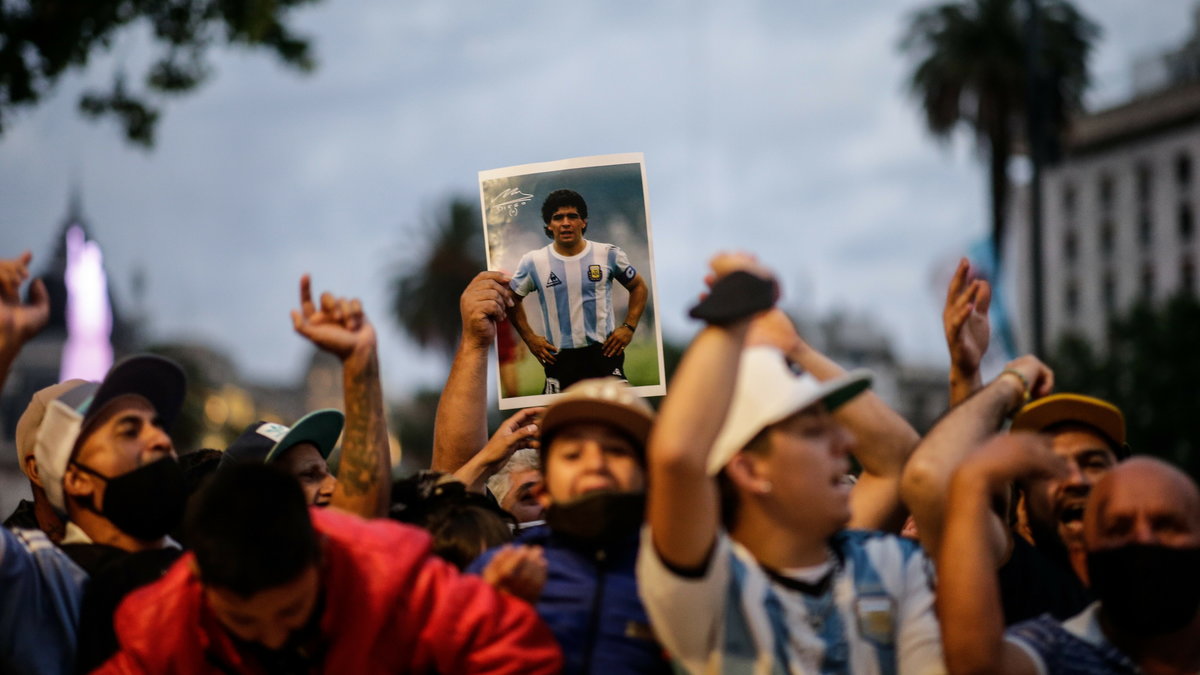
[471,526,670,675]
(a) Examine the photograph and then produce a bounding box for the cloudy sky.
[1,0,1194,397]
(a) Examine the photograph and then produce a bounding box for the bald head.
[1084,457,1200,552]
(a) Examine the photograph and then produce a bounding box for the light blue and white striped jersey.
[0,527,88,674]
[1006,603,1137,674]
[638,527,946,675]
[510,240,638,350]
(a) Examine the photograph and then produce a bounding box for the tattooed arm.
[292,275,391,518]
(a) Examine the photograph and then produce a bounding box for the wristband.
[688,271,777,325]
[621,322,637,332]
[1000,368,1032,407]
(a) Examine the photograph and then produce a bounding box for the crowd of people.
[1,207,1198,674]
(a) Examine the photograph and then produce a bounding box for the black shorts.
[543,343,627,394]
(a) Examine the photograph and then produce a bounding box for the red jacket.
[95,508,562,674]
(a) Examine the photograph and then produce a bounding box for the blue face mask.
[73,456,186,541]
[1087,543,1200,636]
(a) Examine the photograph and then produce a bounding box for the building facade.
[1012,18,1200,353]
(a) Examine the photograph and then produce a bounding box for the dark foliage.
[1050,293,1200,478]
[0,0,319,146]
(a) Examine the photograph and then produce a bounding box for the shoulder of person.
[313,508,434,568]
[835,530,933,583]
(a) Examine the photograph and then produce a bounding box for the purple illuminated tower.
[59,224,114,381]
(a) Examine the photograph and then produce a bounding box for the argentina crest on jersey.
[587,264,602,282]
[855,595,897,647]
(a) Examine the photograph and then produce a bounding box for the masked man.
[30,354,189,670]
[938,435,1200,674]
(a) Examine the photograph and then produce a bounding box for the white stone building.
[1011,18,1200,353]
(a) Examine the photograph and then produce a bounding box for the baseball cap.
[220,409,345,469]
[33,354,187,511]
[707,346,872,476]
[540,378,655,461]
[1011,393,1126,451]
[15,379,88,480]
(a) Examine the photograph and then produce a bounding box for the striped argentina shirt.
[510,240,638,350]
[637,527,946,675]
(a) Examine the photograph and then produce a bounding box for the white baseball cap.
[707,346,872,475]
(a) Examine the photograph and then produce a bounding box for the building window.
[1101,220,1115,256]
[1099,174,1115,212]
[1063,229,1078,262]
[1065,281,1079,317]
[1184,257,1196,293]
[1141,264,1154,301]
[1181,203,1194,242]
[1103,272,1116,313]
[1139,211,1153,247]
[1137,162,1153,203]
[1177,152,1192,187]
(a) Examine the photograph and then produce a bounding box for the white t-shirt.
[636,527,946,674]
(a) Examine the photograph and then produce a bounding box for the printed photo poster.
[480,153,667,410]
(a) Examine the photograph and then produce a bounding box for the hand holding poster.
[479,153,666,409]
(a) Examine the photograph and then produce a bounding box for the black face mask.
[73,457,187,541]
[546,490,645,546]
[1087,543,1200,637]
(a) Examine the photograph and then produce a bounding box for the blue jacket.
[470,525,670,675]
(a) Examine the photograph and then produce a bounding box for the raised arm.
[944,258,992,407]
[0,251,50,392]
[937,433,1064,675]
[452,407,543,493]
[291,275,390,518]
[746,309,920,533]
[647,254,772,570]
[431,272,512,472]
[900,355,1052,555]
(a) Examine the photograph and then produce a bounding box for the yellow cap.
[1011,393,1125,447]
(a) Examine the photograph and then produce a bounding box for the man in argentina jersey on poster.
[508,188,649,394]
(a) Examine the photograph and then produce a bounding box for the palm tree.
[389,198,485,359]
[901,0,1097,258]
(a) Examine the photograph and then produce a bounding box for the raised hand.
[745,308,805,355]
[997,354,1055,410]
[290,274,376,361]
[476,407,544,467]
[0,251,50,358]
[944,257,991,378]
[460,271,513,349]
[705,251,776,288]
[959,432,1068,492]
[482,545,548,604]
